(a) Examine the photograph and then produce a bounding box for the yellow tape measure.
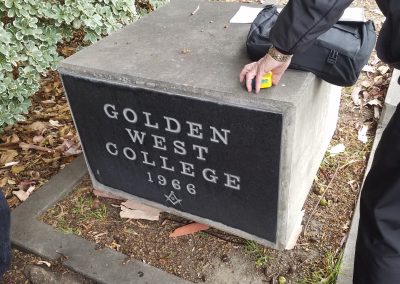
[252,72,273,89]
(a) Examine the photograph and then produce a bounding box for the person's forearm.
[270,0,354,55]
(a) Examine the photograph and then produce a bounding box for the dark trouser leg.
[354,103,400,284]
[0,191,11,278]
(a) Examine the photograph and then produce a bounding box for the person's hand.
[239,53,291,93]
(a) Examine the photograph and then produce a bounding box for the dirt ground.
[1,0,390,283]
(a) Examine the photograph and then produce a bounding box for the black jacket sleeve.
[269,0,353,55]
[375,0,400,68]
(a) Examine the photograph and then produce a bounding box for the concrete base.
[336,69,400,283]
[59,0,342,249]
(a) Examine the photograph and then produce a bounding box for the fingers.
[239,67,247,83]
[239,63,254,83]
[245,70,256,92]
[240,63,257,92]
[255,66,265,94]
[240,56,289,93]
[272,73,282,86]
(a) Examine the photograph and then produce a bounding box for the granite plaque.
[62,74,282,242]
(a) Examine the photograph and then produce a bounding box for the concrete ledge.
[337,68,399,283]
[59,0,342,249]
[11,156,190,284]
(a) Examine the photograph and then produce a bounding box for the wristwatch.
[268,46,292,62]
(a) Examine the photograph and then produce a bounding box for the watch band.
[268,46,292,62]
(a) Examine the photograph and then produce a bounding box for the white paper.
[340,7,366,22]
[229,6,262,23]
[230,6,365,24]
[329,144,346,156]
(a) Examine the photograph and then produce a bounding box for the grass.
[196,231,209,238]
[55,216,82,235]
[70,196,108,222]
[299,251,343,284]
[244,240,270,268]
[43,191,108,236]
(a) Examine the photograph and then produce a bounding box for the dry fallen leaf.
[49,119,62,127]
[13,190,29,201]
[42,84,53,93]
[64,147,82,156]
[120,200,161,221]
[374,76,383,85]
[12,186,35,202]
[328,144,346,156]
[121,200,160,212]
[0,177,8,187]
[169,223,209,238]
[33,135,45,144]
[361,81,371,88]
[362,91,369,101]
[362,65,375,73]
[55,140,75,152]
[350,87,361,106]
[120,206,160,221]
[26,121,48,133]
[60,46,76,57]
[18,180,35,191]
[377,65,389,75]
[11,165,25,174]
[0,150,18,166]
[358,125,369,143]
[374,105,380,119]
[367,98,382,107]
[6,134,20,143]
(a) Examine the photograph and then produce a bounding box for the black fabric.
[0,191,11,278]
[269,0,400,68]
[375,0,400,68]
[354,103,400,284]
[246,5,376,86]
[270,0,353,55]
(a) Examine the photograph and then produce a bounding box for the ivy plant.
[0,0,168,129]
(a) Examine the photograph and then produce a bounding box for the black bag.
[246,5,376,86]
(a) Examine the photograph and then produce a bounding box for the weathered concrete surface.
[59,0,341,249]
[337,68,400,283]
[11,156,190,284]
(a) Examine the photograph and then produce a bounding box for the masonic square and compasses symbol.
[165,191,182,206]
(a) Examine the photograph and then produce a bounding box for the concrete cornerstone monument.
[59,0,341,249]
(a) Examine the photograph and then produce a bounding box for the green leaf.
[84,30,100,43]
[0,29,12,44]
[4,0,13,9]
[73,19,82,29]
